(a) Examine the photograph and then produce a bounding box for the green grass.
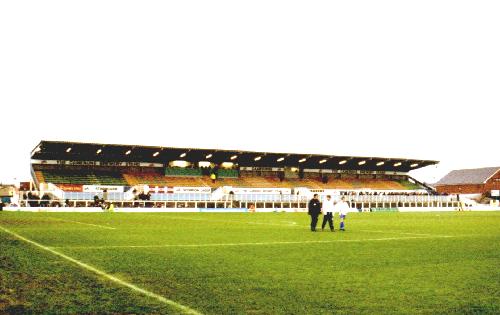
[1,211,499,314]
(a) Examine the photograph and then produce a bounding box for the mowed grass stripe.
[152,215,302,227]
[46,217,117,230]
[1,212,499,314]
[0,224,202,315]
[136,214,450,237]
[51,235,457,249]
[359,229,445,236]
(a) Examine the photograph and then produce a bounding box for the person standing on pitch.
[321,195,335,231]
[308,193,322,232]
[336,196,350,231]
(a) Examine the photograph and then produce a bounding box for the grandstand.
[23,140,447,211]
[33,167,422,190]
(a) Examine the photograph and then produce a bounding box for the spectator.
[27,192,34,207]
[93,195,101,207]
[33,193,40,207]
[298,168,304,179]
[41,194,51,207]
[50,200,62,207]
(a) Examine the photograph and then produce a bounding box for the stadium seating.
[320,179,416,190]
[217,169,239,178]
[35,167,424,192]
[34,171,45,184]
[397,180,422,190]
[210,177,248,188]
[39,170,128,186]
[123,173,169,186]
[165,167,202,177]
[124,173,208,187]
[122,173,423,191]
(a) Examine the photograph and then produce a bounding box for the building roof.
[435,167,500,186]
[30,140,439,173]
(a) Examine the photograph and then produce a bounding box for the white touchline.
[0,225,202,315]
[47,217,116,230]
[52,235,456,250]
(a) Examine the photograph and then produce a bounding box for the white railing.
[62,191,127,201]
[18,192,460,210]
[345,194,460,210]
[210,187,226,201]
[39,183,65,200]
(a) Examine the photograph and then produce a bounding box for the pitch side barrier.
[3,207,250,213]
[15,200,309,211]
[10,194,471,212]
[6,206,500,212]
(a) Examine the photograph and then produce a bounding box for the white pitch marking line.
[164,218,440,234]
[0,225,202,315]
[47,217,116,230]
[360,230,440,237]
[52,235,456,250]
[157,216,300,227]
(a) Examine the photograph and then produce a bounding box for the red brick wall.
[436,170,500,194]
[485,170,500,191]
[436,184,485,194]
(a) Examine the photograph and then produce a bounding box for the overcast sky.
[1,1,498,185]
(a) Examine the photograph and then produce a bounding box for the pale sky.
[1,1,499,185]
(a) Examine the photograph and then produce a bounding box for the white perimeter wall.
[3,207,499,213]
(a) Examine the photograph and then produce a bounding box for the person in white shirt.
[336,196,350,231]
[321,195,335,231]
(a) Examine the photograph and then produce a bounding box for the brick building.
[435,167,500,195]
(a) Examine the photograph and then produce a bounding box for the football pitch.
[1,211,499,314]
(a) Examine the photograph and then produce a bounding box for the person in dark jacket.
[308,194,322,232]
